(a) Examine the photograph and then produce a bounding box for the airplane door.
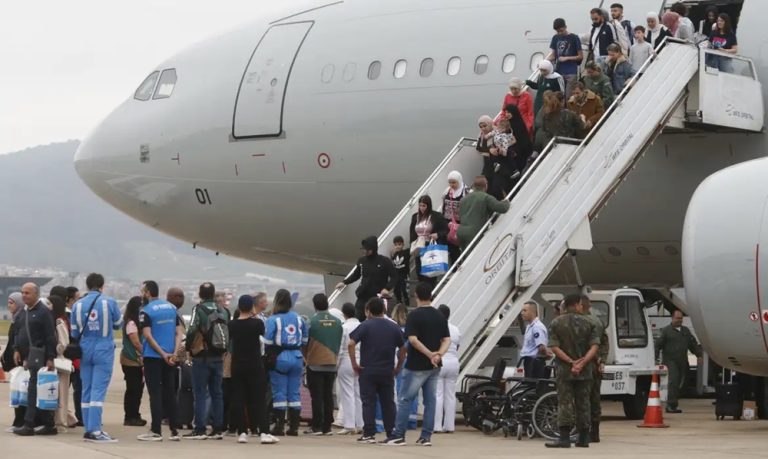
[232,21,313,138]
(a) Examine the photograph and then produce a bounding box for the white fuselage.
[74,0,768,373]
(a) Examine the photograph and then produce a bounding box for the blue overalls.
[264,311,307,410]
[71,290,122,434]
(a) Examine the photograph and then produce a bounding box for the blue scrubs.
[71,290,122,434]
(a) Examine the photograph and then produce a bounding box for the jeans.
[71,368,83,423]
[122,365,144,420]
[24,367,55,428]
[144,358,178,435]
[359,371,396,437]
[393,277,409,307]
[191,357,224,433]
[392,368,439,440]
[307,369,336,432]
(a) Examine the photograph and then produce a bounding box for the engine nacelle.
[683,157,768,376]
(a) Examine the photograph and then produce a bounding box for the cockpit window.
[134,71,160,101]
[153,69,177,99]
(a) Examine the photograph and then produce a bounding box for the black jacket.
[13,302,57,361]
[344,254,397,301]
[1,320,17,371]
[409,211,449,245]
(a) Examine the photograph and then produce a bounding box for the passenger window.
[420,58,434,77]
[591,301,610,329]
[134,71,159,101]
[474,55,489,75]
[447,56,461,76]
[502,54,516,73]
[394,59,407,79]
[368,61,382,80]
[342,62,357,82]
[615,296,649,348]
[153,69,177,99]
[321,64,335,83]
[530,53,545,72]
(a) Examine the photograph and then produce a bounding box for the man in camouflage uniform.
[546,294,600,449]
[579,295,608,443]
[655,310,702,413]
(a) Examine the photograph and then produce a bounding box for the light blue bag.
[419,243,449,278]
[36,369,59,411]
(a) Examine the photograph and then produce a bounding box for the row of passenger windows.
[134,68,178,101]
[321,54,546,83]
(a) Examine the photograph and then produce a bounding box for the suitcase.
[177,364,195,429]
[715,371,743,420]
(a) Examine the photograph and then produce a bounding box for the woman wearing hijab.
[505,104,535,173]
[3,293,25,432]
[476,115,497,185]
[442,171,470,265]
[525,60,565,118]
[501,78,534,136]
[646,12,671,49]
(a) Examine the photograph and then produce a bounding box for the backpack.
[197,305,229,355]
[610,19,631,56]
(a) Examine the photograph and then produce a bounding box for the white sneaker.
[238,433,248,444]
[260,433,279,444]
[336,428,355,435]
[4,427,16,433]
[137,432,163,442]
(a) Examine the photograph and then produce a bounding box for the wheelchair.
[457,358,569,441]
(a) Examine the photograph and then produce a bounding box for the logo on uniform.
[285,324,297,335]
[88,310,98,322]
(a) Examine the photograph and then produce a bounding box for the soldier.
[655,310,702,413]
[545,294,600,449]
[578,295,608,443]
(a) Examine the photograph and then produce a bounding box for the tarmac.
[0,355,766,458]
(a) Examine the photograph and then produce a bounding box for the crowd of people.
[1,274,463,447]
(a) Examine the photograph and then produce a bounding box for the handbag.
[54,357,74,373]
[63,294,101,360]
[447,216,460,246]
[23,308,47,371]
[419,243,450,278]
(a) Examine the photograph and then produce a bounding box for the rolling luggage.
[177,363,195,429]
[715,371,743,420]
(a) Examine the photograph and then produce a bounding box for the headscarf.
[662,11,680,36]
[478,115,493,126]
[508,78,524,90]
[445,170,467,198]
[504,104,533,159]
[538,60,554,75]
[8,292,23,321]
[647,12,663,35]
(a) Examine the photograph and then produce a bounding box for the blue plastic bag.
[419,243,449,278]
[36,370,59,411]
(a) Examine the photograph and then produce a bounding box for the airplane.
[73,0,768,395]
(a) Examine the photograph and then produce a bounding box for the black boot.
[575,430,590,448]
[286,409,300,437]
[545,427,572,448]
[590,422,600,443]
[270,411,285,436]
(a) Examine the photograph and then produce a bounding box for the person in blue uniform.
[71,273,122,443]
[263,289,308,436]
[519,301,551,379]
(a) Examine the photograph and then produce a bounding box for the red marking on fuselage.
[754,244,768,353]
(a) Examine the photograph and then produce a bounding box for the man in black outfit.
[13,283,58,436]
[336,236,398,321]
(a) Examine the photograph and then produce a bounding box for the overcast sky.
[0,0,308,155]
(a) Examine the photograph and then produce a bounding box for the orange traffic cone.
[637,372,668,428]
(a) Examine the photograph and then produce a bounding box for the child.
[629,26,654,75]
[391,236,410,306]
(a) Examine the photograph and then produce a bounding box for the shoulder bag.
[63,294,101,360]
